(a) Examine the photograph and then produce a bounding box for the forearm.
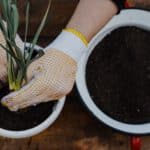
[67,0,118,42]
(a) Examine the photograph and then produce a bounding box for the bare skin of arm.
[67,0,118,42]
[67,0,150,42]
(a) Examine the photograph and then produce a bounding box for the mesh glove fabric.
[2,49,77,111]
[1,29,87,111]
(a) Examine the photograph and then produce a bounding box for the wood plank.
[0,87,149,150]
[18,0,79,37]
[0,1,150,149]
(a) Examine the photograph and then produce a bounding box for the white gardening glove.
[0,29,24,87]
[1,29,88,111]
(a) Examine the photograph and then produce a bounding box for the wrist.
[46,29,88,62]
[63,28,88,46]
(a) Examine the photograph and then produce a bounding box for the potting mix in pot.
[0,0,56,131]
[86,26,150,124]
[0,86,55,130]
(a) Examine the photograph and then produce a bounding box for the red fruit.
[130,137,141,150]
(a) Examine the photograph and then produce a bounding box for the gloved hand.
[0,30,24,87]
[1,29,88,111]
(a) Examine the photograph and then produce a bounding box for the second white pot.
[76,9,150,135]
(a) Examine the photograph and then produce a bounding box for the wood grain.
[0,87,127,150]
[0,87,150,150]
[0,1,150,149]
[18,0,79,37]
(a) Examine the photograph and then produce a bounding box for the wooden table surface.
[0,87,150,150]
[0,1,150,149]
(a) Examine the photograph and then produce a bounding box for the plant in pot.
[0,0,65,138]
[76,9,150,150]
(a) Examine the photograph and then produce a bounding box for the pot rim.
[76,9,150,135]
[0,43,66,139]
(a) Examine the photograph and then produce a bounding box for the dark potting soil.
[86,27,150,124]
[0,86,55,130]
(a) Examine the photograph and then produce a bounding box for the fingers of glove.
[1,68,75,112]
[4,82,72,111]
[11,90,58,110]
[1,78,46,111]
[1,77,65,111]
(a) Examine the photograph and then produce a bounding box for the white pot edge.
[76,9,150,135]
[0,43,66,139]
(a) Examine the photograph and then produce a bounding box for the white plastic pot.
[0,43,66,139]
[76,9,150,135]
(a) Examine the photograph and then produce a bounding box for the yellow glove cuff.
[63,28,88,47]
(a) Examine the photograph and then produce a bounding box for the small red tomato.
[130,137,141,150]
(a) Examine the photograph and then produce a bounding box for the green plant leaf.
[27,49,44,66]
[0,0,52,91]
[24,1,30,59]
[11,4,19,38]
[26,0,52,63]
[0,0,8,19]
[0,43,21,65]
[12,0,17,4]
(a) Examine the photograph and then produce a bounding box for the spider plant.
[0,0,51,91]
